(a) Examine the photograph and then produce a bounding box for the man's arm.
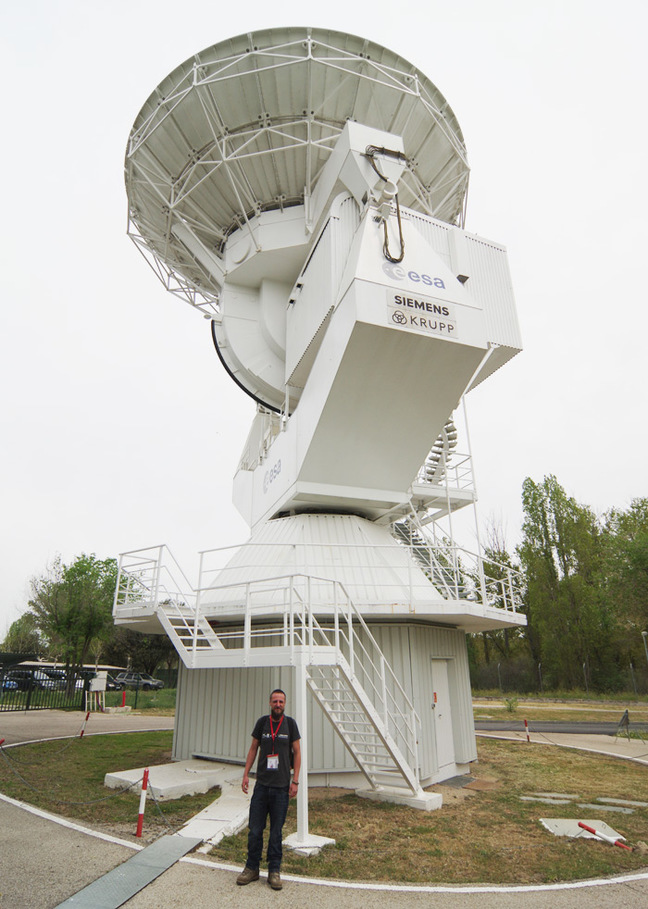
[289,738,301,798]
[242,737,260,794]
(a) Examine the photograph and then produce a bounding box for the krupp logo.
[382,260,446,289]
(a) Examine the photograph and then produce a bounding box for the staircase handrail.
[392,523,458,600]
[331,587,421,776]
[116,553,421,785]
[415,450,473,491]
[394,518,524,612]
[191,572,421,775]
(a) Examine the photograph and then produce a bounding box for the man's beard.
[271,706,284,718]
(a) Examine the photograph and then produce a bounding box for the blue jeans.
[246,783,290,872]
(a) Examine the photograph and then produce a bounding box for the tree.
[603,499,648,622]
[28,554,118,692]
[601,498,648,674]
[469,522,532,691]
[103,625,177,676]
[517,476,622,691]
[2,612,42,655]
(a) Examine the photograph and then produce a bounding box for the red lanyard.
[269,715,284,754]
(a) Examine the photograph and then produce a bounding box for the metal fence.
[470,659,648,697]
[155,668,178,688]
[0,668,88,712]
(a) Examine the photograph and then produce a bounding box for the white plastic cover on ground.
[540,818,626,842]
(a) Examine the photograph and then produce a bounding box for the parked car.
[1,675,19,691]
[113,671,164,691]
[6,669,59,691]
[41,669,71,690]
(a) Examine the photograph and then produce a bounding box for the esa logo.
[382,260,446,289]
[263,459,281,493]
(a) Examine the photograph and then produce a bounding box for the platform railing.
[415,450,474,491]
[192,573,420,776]
[192,539,524,613]
[114,545,197,614]
[114,529,525,620]
[114,557,420,776]
[114,540,523,618]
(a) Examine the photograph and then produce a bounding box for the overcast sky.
[1,0,646,636]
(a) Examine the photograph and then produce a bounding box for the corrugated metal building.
[173,621,475,788]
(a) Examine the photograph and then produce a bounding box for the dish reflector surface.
[125,27,469,304]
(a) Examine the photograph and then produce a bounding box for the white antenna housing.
[117,28,526,809]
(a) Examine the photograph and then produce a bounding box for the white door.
[430,659,455,774]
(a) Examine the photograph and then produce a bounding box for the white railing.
[392,523,524,613]
[199,573,420,776]
[114,545,197,614]
[114,557,420,777]
[415,451,474,492]
[114,534,524,625]
[114,539,523,618]
[192,539,524,614]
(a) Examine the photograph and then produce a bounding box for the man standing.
[237,688,301,890]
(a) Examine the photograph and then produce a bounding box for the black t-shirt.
[252,714,300,788]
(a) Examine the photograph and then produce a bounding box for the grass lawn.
[2,725,647,883]
[103,687,177,714]
[472,699,648,724]
[212,737,648,884]
[0,730,217,843]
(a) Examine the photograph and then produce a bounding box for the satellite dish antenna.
[125,27,470,412]
[117,26,525,817]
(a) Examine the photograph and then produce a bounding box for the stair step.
[340,740,385,750]
[333,716,380,725]
[353,759,387,765]
[343,744,386,753]
[327,708,371,718]
[346,743,389,753]
[305,659,420,796]
[334,724,382,735]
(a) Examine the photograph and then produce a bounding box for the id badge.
[267,754,279,770]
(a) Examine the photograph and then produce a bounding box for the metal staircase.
[420,418,458,484]
[159,593,422,794]
[114,551,424,796]
[392,517,459,597]
[306,662,420,793]
[392,515,524,612]
[157,606,225,657]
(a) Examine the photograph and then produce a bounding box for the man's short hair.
[270,688,286,699]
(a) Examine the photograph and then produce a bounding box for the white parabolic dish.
[125,27,470,309]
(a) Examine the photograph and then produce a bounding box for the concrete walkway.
[0,707,175,746]
[1,710,648,909]
[105,758,252,848]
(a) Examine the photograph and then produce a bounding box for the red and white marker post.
[524,718,530,742]
[79,711,91,738]
[136,768,150,838]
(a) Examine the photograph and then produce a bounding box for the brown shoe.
[267,871,283,890]
[237,866,260,885]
